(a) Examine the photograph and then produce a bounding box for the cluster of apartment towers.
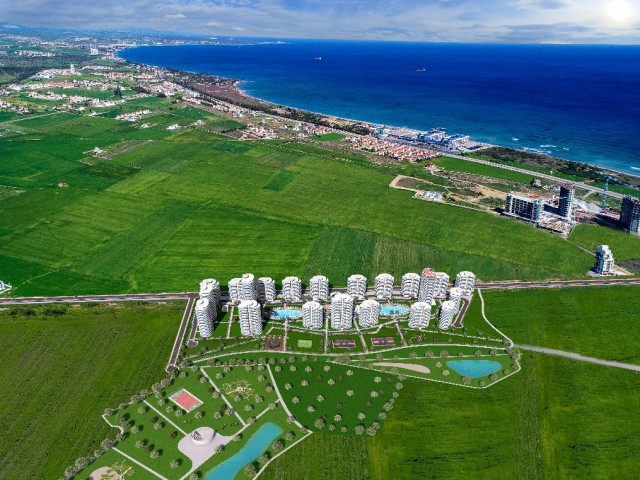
[194,270,476,338]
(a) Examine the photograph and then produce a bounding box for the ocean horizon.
[120,40,640,175]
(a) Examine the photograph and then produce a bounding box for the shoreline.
[117,47,640,184]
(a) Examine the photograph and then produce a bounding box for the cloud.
[0,0,637,44]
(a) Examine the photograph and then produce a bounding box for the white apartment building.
[401,272,420,299]
[448,287,464,308]
[455,271,476,296]
[435,272,450,299]
[408,302,431,329]
[374,273,394,300]
[282,276,303,303]
[302,301,324,329]
[240,273,257,301]
[358,299,380,328]
[238,300,263,336]
[331,293,354,330]
[418,268,438,305]
[438,300,458,330]
[195,298,215,338]
[593,245,615,275]
[199,278,220,303]
[228,277,241,303]
[347,274,367,299]
[257,277,277,303]
[309,275,330,302]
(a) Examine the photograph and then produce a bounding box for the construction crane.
[601,175,613,210]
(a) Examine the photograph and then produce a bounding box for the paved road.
[517,344,640,372]
[476,278,640,290]
[0,293,193,305]
[166,295,197,372]
[452,297,471,328]
[444,152,626,200]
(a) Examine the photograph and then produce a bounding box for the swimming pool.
[205,422,283,480]
[379,305,409,316]
[269,308,302,320]
[446,360,502,378]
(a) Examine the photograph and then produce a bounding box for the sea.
[120,40,640,175]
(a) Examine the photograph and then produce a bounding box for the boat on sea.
[414,68,426,72]
[314,57,322,60]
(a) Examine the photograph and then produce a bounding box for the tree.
[374,376,382,383]
[461,376,472,386]
[489,373,498,382]
[138,406,146,415]
[244,464,257,477]
[346,389,354,397]
[395,382,404,390]
[195,411,204,419]
[366,426,378,436]
[475,350,483,358]
[135,440,145,449]
[490,348,498,357]
[307,405,316,413]
[333,414,342,422]
[316,394,325,402]
[151,450,160,459]
[378,411,387,420]
[355,424,365,435]
[170,460,180,469]
[286,431,295,441]
[284,383,292,390]
[370,391,379,398]
[258,454,269,465]
[292,396,300,404]
[189,473,201,480]
[358,412,366,420]
[439,350,449,358]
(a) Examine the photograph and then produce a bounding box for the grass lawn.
[433,156,536,183]
[569,223,640,262]
[271,358,398,435]
[483,285,640,364]
[0,302,183,480]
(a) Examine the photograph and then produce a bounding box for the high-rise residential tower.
[358,299,380,328]
[593,245,615,275]
[302,301,324,329]
[228,277,241,303]
[282,276,303,303]
[434,272,450,299]
[199,278,220,303]
[455,271,476,296]
[195,298,215,338]
[238,300,263,336]
[331,293,354,330]
[418,268,438,305]
[347,274,367,299]
[438,300,458,330]
[448,287,464,308]
[309,275,330,302]
[401,272,420,299]
[620,196,640,234]
[374,273,394,300]
[408,302,431,329]
[257,277,276,303]
[239,273,257,301]
[558,184,575,220]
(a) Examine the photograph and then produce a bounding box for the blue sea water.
[120,41,640,174]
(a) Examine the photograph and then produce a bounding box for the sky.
[1,0,639,43]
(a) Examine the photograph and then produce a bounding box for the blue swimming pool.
[446,360,502,378]
[205,422,283,480]
[379,306,409,316]
[269,309,302,319]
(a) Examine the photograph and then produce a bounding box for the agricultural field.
[0,99,604,296]
[482,285,640,364]
[0,302,183,480]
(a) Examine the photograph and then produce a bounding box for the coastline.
[117,47,640,185]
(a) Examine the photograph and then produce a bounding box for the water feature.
[205,422,283,480]
[446,360,502,378]
[379,305,409,317]
[269,308,302,320]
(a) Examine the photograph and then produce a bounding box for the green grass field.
[569,224,640,263]
[482,285,640,364]
[0,302,183,480]
[0,103,604,296]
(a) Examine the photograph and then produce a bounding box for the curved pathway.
[517,344,640,372]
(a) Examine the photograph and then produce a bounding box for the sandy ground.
[373,362,431,374]
[89,466,121,479]
[178,428,234,469]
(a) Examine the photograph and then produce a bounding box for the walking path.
[113,447,168,480]
[266,365,304,429]
[143,399,188,436]
[200,368,247,427]
[517,344,640,372]
[166,296,197,372]
[477,289,513,347]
